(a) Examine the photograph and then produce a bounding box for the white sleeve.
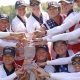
[47,12,80,36]
[49,72,80,80]
[0,39,17,47]
[47,57,72,65]
[47,52,80,65]
[46,28,80,42]
[0,72,17,80]
[0,32,12,38]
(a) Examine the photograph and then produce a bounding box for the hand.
[34,67,49,78]
[19,71,29,80]
[33,30,46,38]
[33,38,47,45]
[16,67,26,76]
[37,62,47,67]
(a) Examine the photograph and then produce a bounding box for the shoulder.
[42,11,49,19]
[68,50,74,56]
[0,64,4,71]
[63,12,76,23]
[12,16,20,25]
[27,14,36,24]
[44,65,55,73]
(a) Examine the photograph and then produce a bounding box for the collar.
[17,15,26,27]
[67,9,74,16]
[32,13,43,25]
[3,64,15,76]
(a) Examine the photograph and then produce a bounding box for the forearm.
[0,32,12,38]
[46,52,80,65]
[49,72,80,80]
[47,28,80,42]
[47,12,80,36]
[0,39,17,47]
[47,57,72,65]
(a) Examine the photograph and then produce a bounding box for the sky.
[0,0,60,6]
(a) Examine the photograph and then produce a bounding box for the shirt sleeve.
[0,32,12,38]
[47,52,80,65]
[49,72,80,80]
[0,72,17,80]
[0,39,17,47]
[46,28,80,42]
[46,12,80,36]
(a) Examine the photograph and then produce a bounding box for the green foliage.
[0,5,16,22]
[0,3,48,22]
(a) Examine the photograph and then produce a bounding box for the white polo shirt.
[27,11,49,33]
[11,16,27,32]
[0,64,17,80]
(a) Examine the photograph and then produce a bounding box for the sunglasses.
[72,61,80,65]
[30,3,40,6]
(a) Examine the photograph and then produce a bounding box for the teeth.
[76,67,80,69]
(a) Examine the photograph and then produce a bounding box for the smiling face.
[53,41,68,57]
[48,6,60,18]
[0,19,9,31]
[30,4,41,16]
[3,54,15,65]
[36,48,48,62]
[16,6,26,16]
[60,1,73,14]
[72,58,80,72]
[75,0,80,7]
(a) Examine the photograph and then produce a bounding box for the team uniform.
[27,11,49,32]
[45,52,80,80]
[11,16,27,32]
[44,14,66,30]
[54,50,75,73]
[0,64,17,80]
[49,72,80,80]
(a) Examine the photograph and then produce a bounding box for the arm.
[0,32,12,38]
[49,72,80,80]
[0,39,16,47]
[44,28,80,42]
[34,66,80,80]
[47,52,80,65]
[46,12,80,36]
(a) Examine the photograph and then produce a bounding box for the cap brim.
[0,18,9,21]
[30,1,40,6]
[47,5,59,9]
[59,0,72,4]
[16,4,27,9]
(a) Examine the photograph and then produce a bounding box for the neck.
[18,15,25,21]
[4,64,14,71]
[52,14,62,25]
[33,12,41,18]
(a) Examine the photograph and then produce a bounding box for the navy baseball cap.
[36,45,49,52]
[47,1,60,9]
[30,0,41,6]
[59,0,74,4]
[71,54,80,65]
[15,0,27,9]
[72,54,80,62]
[3,46,16,57]
[0,13,9,21]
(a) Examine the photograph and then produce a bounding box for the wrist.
[44,30,47,36]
